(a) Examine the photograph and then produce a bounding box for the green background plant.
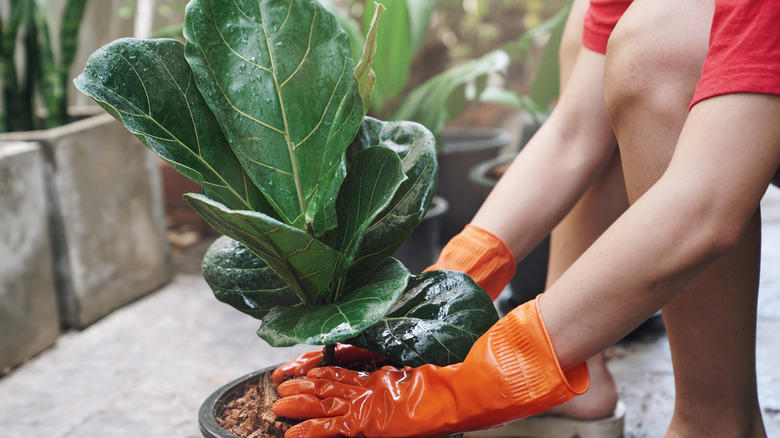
[0,0,89,132]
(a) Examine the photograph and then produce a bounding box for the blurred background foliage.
[120,0,567,99]
[329,0,567,90]
[9,0,567,130]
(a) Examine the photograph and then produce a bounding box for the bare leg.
[544,0,624,420]
[545,150,625,419]
[606,0,766,435]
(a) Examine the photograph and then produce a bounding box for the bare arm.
[471,48,617,262]
[540,93,780,370]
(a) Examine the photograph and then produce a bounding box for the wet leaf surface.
[350,270,499,367]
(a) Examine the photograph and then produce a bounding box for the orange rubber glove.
[425,224,516,300]
[274,225,516,385]
[272,296,589,438]
[272,344,386,385]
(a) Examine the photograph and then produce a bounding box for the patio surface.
[1,187,779,438]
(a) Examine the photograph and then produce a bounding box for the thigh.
[604,0,714,200]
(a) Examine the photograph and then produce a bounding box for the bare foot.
[547,353,619,420]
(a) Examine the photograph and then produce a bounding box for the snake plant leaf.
[202,236,301,319]
[328,146,406,279]
[58,0,89,82]
[256,257,409,346]
[349,270,499,367]
[184,194,340,305]
[73,38,271,213]
[342,117,437,284]
[184,0,364,234]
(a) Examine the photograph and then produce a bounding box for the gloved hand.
[272,296,589,438]
[425,224,516,300]
[274,224,516,385]
[272,344,387,384]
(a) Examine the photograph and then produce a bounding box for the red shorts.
[691,0,780,107]
[584,0,780,105]
[582,0,633,54]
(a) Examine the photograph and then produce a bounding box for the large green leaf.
[73,38,270,213]
[343,117,437,283]
[184,194,340,305]
[328,146,406,282]
[202,236,301,319]
[318,0,364,62]
[349,270,499,367]
[257,257,409,346]
[184,0,364,234]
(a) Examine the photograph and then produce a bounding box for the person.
[271,0,780,436]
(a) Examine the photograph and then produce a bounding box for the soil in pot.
[216,371,293,438]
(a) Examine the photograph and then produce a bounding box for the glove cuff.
[490,295,589,414]
[425,224,516,300]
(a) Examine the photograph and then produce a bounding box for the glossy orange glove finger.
[425,224,516,300]
[273,296,589,438]
[272,344,387,384]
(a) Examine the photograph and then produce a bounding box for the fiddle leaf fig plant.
[74,0,499,367]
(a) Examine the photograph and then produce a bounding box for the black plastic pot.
[437,127,511,243]
[199,368,270,438]
[393,195,449,274]
[199,367,464,438]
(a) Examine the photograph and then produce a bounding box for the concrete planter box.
[0,142,60,373]
[0,111,171,329]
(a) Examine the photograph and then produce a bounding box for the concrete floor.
[1,188,779,438]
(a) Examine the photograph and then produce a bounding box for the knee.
[603,0,712,127]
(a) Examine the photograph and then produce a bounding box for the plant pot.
[0,109,171,329]
[199,367,464,438]
[0,142,60,374]
[393,195,449,273]
[469,154,550,311]
[437,127,511,243]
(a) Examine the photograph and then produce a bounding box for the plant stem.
[320,344,338,367]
